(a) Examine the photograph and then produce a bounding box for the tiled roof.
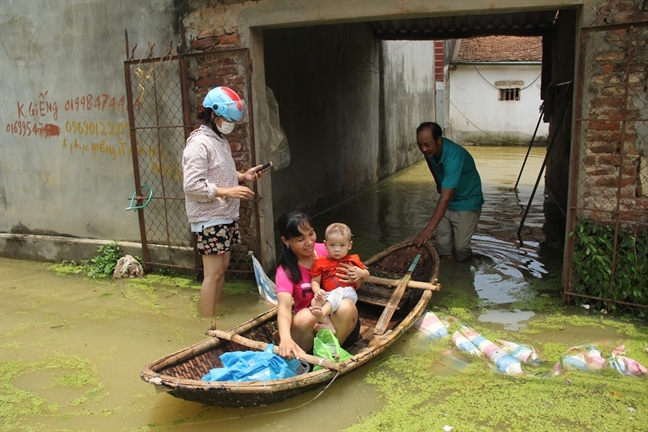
[455,35,542,62]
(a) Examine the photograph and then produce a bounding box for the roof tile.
[456,35,542,62]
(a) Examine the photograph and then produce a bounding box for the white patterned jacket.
[182,125,239,223]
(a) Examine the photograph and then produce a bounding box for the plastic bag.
[266,87,291,170]
[497,339,541,364]
[452,331,482,357]
[312,329,352,371]
[202,344,303,382]
[561,345,607,372]
[251,252,278,305]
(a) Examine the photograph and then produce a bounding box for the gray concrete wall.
[1,0,593,265]
[263,23,381,217]
[381,40,436,178]
[0,0,178,246]
[263,29,434,219]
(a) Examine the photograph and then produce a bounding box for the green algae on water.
[510,277,565,313]
[0,354,105,431]
[348,313,648,432]
[434,288,482,322]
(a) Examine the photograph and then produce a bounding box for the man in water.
[413,122,484,261]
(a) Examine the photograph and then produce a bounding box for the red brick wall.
[434,40,444,82]
[576,1,648,222]
[183,6,260,269]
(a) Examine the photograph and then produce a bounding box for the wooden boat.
[140,240,440,407]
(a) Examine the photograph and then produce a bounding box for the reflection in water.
[312,146,559,317]
[0,146,565,431]
[478,309,536,331]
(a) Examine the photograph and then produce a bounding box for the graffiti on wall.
[5,90,130,161]
[5,90,185,182]
[5,91,130,160]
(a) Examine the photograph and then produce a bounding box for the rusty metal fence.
[123,45,258,280]
[564,21,648,313]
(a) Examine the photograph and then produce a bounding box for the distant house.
[445,35,548,145]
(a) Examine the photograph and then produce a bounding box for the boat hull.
[141,240,440,407]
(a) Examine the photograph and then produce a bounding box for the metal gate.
[564,21,648,313]
[123,45,258,279]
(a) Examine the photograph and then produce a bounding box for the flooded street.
[2,147,647,431]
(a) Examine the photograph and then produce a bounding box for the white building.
[446,36,549,145]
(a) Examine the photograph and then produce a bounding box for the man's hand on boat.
[414,226,435,247]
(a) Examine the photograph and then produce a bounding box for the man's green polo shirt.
[425,137,484,211]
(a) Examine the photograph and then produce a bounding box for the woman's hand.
[278,337,305,360]
[221,185,254,200]
[335,262,369,285]
[240,166,263,182]
[276,292,305,360]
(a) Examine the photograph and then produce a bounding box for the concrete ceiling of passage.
[372,9,560,40]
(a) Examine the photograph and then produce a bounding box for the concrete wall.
[0,0,179,244]
[380,40,436,178]
[263,23,381,217]
[448,64,549,145]
[262,32,435,219]
[2,0,598,266]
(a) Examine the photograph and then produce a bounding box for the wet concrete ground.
[2,147,647,431]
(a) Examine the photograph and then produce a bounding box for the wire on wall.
[473,65,541,90]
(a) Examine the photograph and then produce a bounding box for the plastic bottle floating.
[609,345,648,377]
[452,331,482,357]
[561,345,607,372]
[458,324,522,375]
[414,311,449,340]
[497,339,541,364]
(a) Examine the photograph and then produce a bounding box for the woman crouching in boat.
[275,210,362,359]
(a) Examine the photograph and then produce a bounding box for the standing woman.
[182,86,264,326]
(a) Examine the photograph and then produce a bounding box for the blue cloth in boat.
[202,344,304,382]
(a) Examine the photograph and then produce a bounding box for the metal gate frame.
[563,20,648,312]
[122,43,262,279]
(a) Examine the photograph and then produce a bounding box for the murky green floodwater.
[2,147,647,432]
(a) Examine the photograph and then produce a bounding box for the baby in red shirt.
[310,223,370,333]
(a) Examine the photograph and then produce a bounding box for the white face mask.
[217,120,235,135]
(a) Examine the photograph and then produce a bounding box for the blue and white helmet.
[202,86,247,122]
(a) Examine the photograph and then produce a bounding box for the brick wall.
[564,1,648,311]
[434,40,444,82]
[577,17,648,222]
[182,3,259,275]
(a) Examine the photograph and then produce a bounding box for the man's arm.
[430,170,442,194]
[413,188,454,246]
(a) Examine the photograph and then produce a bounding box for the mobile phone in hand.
[254,161,273,174]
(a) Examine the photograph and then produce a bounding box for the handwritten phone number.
[65,121,129,136]
[64,94,126,112]
[6,121,50,137]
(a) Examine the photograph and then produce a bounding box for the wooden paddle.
[206,329,344,372]
[367,275,440,291]
[373,254,421,335]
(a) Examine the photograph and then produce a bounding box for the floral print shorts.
[196,222,241,255]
